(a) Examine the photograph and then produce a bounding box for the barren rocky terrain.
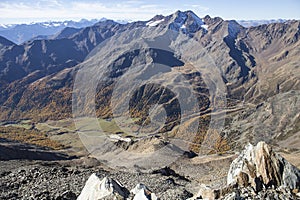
[0,141,299,199]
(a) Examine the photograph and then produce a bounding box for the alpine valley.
[0,10,299,200]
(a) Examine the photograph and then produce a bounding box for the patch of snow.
[146,18,165,27]
[0,24,8,28]
[41,22,63,28]
[42,23,51,27]
[201,24,208,30]
[180,24,186,29]
[52,23,61,27]
[109,134,131,142]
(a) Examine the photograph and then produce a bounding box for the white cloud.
[0,0,206,24]
[123,0,144,5]
[184,4,209,12]
[0,1,169,23]
[71,2,107,11]
[191,4,209,11]
[140,4,160,9]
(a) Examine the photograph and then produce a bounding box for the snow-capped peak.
[146,18,165,27]
[0,24,15,29]
[168,10,208,33]
[144,11,208,32]
[0,24,8,28]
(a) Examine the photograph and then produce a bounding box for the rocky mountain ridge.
[0,10,299,154]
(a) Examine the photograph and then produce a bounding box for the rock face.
[77,174,129,200]
[227,141,300,192]
[188,141,300,200]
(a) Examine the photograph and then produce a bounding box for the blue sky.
[1,0,299,24]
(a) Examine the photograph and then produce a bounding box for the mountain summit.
[169,10,207,32]
[145,10,207,33]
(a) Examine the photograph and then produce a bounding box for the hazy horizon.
[1,0,299,24]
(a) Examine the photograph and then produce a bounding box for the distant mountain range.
[0,18,289,44]
[0,19,101,44]
[0,10,299,151]
[237,19,287,27]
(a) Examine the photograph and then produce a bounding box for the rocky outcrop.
[187,184,238,200]
[130,183,158,200]
[77,174,129,200]
[221,185,298,200]
[0,160,191,200]
[227,141,300,191]
[78,174,158,200]
[189,141,300,199]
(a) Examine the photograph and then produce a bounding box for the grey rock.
[227,141,300,191]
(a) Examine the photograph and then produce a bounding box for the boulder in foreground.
[189,141,300,199]
[131,183,158,200]
[77,174,129,200]
[78,174,159,200]
[227,141,300,192]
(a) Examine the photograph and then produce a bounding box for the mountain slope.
[0,10,299,153]
[0,20,133,85]
[0,36,15,48]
